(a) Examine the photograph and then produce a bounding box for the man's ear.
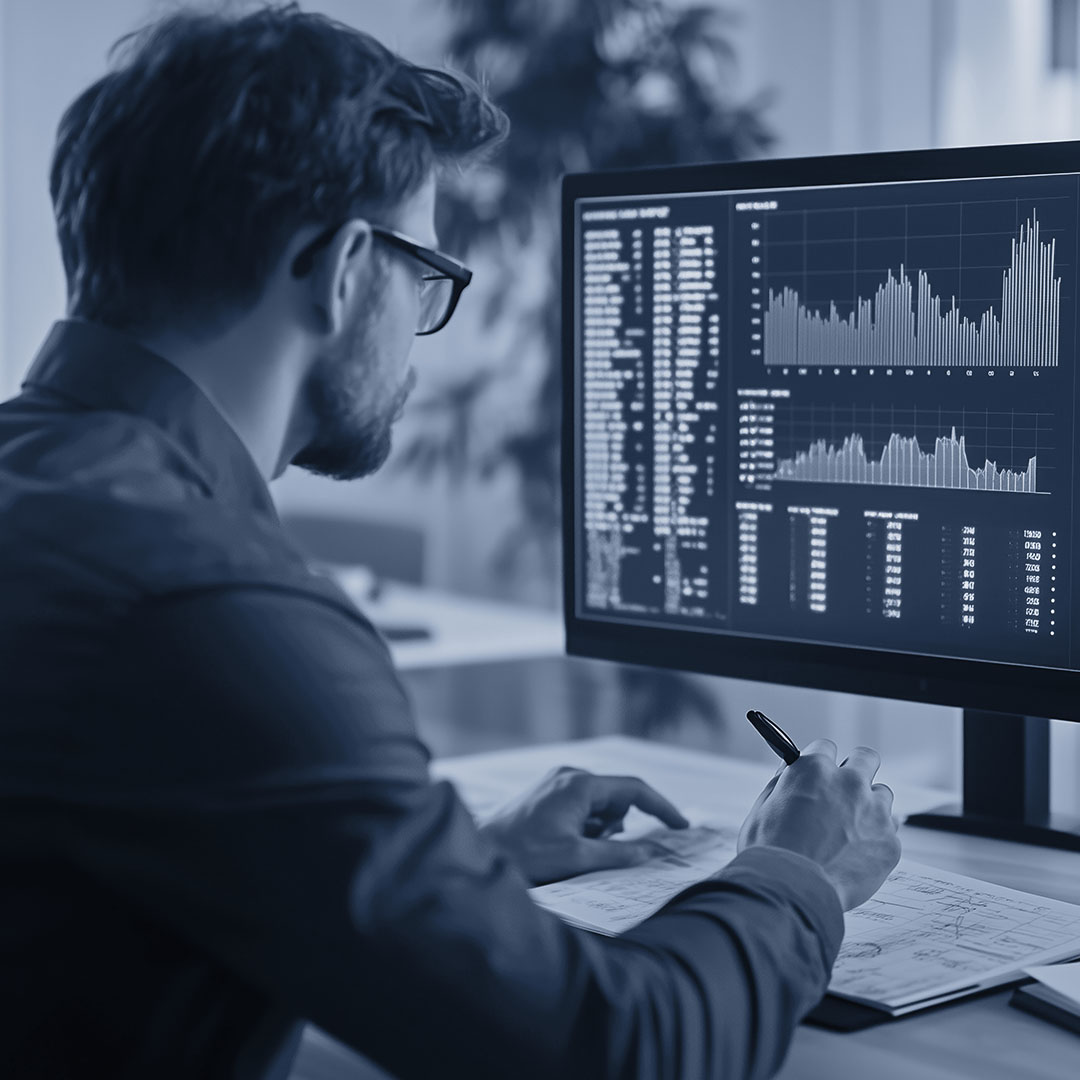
[293,219,374,336]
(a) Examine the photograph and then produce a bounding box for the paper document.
[434,740,746,935]
[529,819,739,934]
[830,862,1080,1013]
[533,846,1080,1014]
[434,737,1080,1015]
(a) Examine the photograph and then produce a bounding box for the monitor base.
[906,805,1080,852]
[904,710,1080,852]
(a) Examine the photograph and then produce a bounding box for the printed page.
[529,816,740,934]
[435,741,747,935]
[830,861,1080,1011]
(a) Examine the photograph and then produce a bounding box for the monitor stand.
[906,710,1080,851]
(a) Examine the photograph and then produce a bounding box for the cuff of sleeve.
[716,846,845,957]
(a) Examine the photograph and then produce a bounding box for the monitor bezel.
[561,140,1080,721]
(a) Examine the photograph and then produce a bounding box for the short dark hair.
[50,3,507,333]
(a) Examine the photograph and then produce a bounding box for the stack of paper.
[828,863,1080,1015]
[530,826,1080,1017]
[1012,961,1080,1034]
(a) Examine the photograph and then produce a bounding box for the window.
[1051,0,1080,71]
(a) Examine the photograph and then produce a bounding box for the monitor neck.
[907,711,1080,851]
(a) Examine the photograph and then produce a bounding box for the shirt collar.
[22,319,277,517]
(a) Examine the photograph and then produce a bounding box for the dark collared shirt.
[0,320,843,1080]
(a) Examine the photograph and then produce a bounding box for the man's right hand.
[737,738,901,910]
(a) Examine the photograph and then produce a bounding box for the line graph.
[761,211,1062,369]
[771,428,1040,492]
[767,406,1053,494]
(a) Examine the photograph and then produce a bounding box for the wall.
[940,0,1080,146]
[2,0,147,399]
[734,0,940,157]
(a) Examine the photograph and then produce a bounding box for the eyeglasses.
[291,222,472,336]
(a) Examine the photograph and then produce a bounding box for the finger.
[550,764,586,780]
[872,782,894,810]
[583,814,605,838]
[747,770,782,817]
[840,746,882,783]
[588,775,690,829]
[583,815,626,839]
[578,838,666,873]
[801,737,838,762]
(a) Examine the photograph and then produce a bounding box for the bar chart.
[763,213,1061,369]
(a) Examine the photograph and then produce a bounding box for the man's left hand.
[478,766,689,885]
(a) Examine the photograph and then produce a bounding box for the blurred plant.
[398,0,774,597]
[398,0,774,740]
[396,0,774,741]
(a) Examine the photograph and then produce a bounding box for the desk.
[332,568,565,671]
[291,736,1080,1080]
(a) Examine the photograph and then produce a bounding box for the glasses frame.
[290,222,473,336]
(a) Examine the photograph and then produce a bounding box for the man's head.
[49,3,506,479]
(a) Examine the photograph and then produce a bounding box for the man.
[0,5,901,1079]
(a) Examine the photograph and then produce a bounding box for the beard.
[292,309,417,481]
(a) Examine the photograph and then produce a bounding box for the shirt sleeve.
[76,586,843,1080]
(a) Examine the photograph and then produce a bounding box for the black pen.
[746,709,801,766]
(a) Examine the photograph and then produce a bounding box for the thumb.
[578,838,667,873]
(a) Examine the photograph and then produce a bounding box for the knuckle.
[798,754,831,777]
[838,767,864,789]
[565,842,590,873]
[549,766,586,792]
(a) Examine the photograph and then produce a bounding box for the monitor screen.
[562,143,1080,718]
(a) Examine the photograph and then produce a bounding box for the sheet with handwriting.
[830,861,1080,1010]
[529,818,740,934]
[433,737,1080,1012]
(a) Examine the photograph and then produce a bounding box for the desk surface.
[331,568,565,670]
[434,736,1080,1080]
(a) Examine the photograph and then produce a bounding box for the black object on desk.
[803,995,892,1032]
[806,980,1035,1033]
[376,624,432,643]
[1010,982,1080,1036]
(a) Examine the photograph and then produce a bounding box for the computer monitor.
[561,141,1080,850]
